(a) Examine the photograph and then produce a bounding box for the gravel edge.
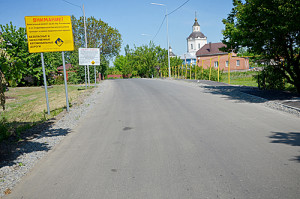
[161,79,300,117]
[0,81,109,198]
[1,78,299,197]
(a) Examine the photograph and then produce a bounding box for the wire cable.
[167,0,191,16]
[62,0,83,12]
[151,0,191,41]
[152,15,166,41]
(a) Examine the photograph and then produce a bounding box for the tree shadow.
[269,132,300,163]
[188,79,300,105]
[0,119,71,168]
[201,85,268,103]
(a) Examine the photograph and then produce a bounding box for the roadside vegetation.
[222,0,300,93]
[0,16,121,141]
[0,85,94,141]
[221,71,258,87]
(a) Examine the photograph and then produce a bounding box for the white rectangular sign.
[79,48,100,65]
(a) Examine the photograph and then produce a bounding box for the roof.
[180,52,196,60]
[196,42,227,57]
[193,19,200,27]
[187,31,206,40]
[57,63,73,70]
[170,51,176,57]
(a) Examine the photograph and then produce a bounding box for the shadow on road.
[180,79,300,105]
[269,132,300,163]
[0,120,71,168]
[201,85,268,104]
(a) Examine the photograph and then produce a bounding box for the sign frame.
[25,15,74,53]
[79,48,101,66]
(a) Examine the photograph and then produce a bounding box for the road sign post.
[79,48,100,87]
[41,53,50,115]
[25,15,74,113]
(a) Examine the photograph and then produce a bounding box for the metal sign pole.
[41,53,50,115]
[87,66,90,87]
[62,52,70,112]
[85,65,87,89]
[94,66,96,87]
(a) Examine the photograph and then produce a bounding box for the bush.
[68,72,81,84]
[196,67,223,81]
[255,65,286,90]
[54,75,64,85]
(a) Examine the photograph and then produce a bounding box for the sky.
[0,0,234,60]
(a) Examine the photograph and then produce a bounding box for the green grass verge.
[0,85,95,141]
[220,71,259,87]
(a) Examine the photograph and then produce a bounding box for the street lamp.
[151,2,171,78]
[62,0,88,88]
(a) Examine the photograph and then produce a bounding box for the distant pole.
[166,8,171,78]
[94,66,96,87]
[62,52,69,112]
[218,56,220,82]
[202,60,204,79]
[85,66,87,89]
[209,58,212,81]
[190,63,192,80]
[195,61,197,80]
[228,53,231,84]
[41,53,50,115]
[83,4,89,88]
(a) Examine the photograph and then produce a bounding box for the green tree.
[222,0,300,93]
[0,22,28,87]
[0,22,59,87]
[70,16,121,81]
[71,15,122,59]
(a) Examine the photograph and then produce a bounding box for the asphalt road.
[5,79,300,199]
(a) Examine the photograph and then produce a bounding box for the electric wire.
[62,0,83,12]
[167,0,191,16]
[151,0,191,41]
[152,16,166,41]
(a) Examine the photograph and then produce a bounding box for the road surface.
[5,79,300,199]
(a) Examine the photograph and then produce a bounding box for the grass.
[0,85,95,141]
[220,71,259,87]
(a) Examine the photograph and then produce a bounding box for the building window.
[191,44,193,49]
[225,61,228,67]
[236,60,240,66]
[198,43,200,49]
[214,61,218,67]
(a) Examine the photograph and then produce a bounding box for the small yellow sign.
[91,61,95,65]
[25,15,74,53]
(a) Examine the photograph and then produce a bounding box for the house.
[196,42,249,71]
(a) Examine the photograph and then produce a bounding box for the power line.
[152,15,166,41]
[168,0,191,16]
[62,0,83,11]
[151,0,191,41]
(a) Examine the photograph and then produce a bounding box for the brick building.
[196,42,249,71]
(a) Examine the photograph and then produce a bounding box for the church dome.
[187,31,206,40]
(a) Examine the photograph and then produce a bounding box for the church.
[180,16,207,64]
[178,16,249,71]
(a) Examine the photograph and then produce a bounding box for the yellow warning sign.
[25,16,74,53]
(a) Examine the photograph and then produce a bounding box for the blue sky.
[0,0,234,59]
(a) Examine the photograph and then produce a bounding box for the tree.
[0,22,59,87]
[71,15,122,59]
[70,16,121,81]
[222,0,300,93]
[0,22,29,87]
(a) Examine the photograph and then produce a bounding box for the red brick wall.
[197,54,249,71]
[107,74,122,79]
